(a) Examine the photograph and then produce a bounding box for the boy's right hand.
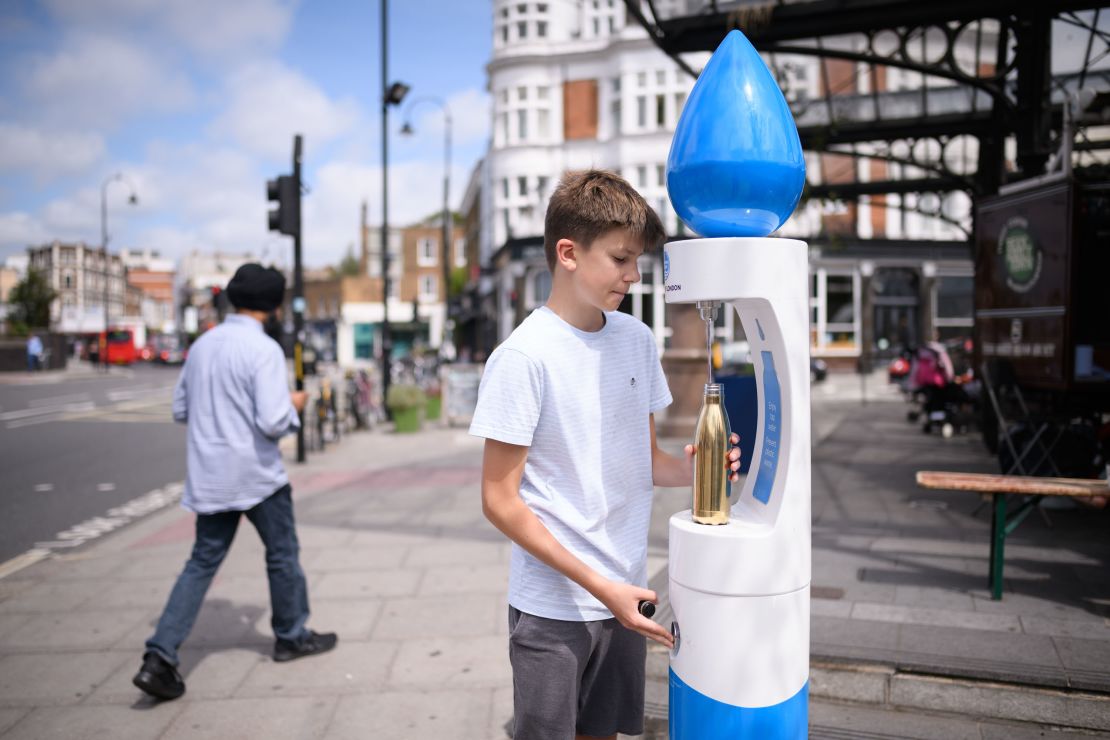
[596,580,674,649]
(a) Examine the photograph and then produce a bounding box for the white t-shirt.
[469,306,673,621]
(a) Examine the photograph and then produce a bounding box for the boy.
[470,170,740,739]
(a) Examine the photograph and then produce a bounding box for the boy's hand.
[596,581,674,648]
[290,391,307,413]
[683,432,742,483]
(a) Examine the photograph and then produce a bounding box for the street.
[0,363,186,563]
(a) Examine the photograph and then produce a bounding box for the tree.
[337,244,360,277]
[8,268,55,334]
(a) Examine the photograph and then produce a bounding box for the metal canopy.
[624,0,1110,234]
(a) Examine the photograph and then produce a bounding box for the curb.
[642,657,1110,733]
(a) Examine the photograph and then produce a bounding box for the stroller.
[906,342,975,437]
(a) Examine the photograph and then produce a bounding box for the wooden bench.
[915,471,1109,600]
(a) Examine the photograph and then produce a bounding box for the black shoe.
[273,630,338,662]
[132,652,185,701]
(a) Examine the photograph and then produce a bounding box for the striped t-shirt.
[469,306,672,621]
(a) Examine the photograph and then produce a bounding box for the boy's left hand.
[684,432,742,483]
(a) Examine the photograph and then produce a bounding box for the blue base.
[669,669,808,739]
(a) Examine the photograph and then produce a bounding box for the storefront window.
[354,323,375,359]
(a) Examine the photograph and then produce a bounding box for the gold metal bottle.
[693,383,730,525]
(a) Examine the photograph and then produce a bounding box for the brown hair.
[543,169,666,272]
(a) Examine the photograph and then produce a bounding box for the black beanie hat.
[226,264,285,312]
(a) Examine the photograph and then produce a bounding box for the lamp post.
[100,172,138,371]
[380,0,409,412]
[400,96,452,356]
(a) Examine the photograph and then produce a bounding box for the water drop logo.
[667,30,806,238]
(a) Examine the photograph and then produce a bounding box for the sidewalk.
[0,384,1108,738]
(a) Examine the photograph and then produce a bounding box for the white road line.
[0,481,186,580]
[96,483,116,492]
[33,483,54,492]
[4,401,97,429]
[28,393,91,408]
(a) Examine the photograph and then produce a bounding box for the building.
[327,210,466,368]
[121,249,176,334]
[26,241,126,334]
[176,250,262,334]
[473,0,980,369]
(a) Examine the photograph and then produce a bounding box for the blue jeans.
[145,485,310,666]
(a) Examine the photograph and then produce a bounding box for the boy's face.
[562,228,643,312]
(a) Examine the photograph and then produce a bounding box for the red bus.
[104,329,138,365]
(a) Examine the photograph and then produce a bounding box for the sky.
[0,0,492,269]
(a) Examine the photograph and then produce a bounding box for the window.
[532,270,552,305]
[517,21,527,39]
[674,91,686,117]
[501,178,509,200]
[538,109,550,138]
[935,276,973,321]
[501,7,509,17]
[419,275,438,302]
[537,86,549,100]
[592,17,599,35]
[611,99,622,134]
[418,237,437,266]
[537,3,548,11]
[656,94,666,126]
[517,3,527,12]
[656,164,666,187]
[537,176,549,200]
[537,20,547,37]
[454,238,466,267]
[636,165,647,188]
[636,96,646,128]
[518,176,528,197]
[612,77,621,93]
[827,275,854,323]
[608,16,615,33]
[501,25,508,43]
[500,89,508,104]
[656,70,666,85]
[498,113,508,143]
[517,86,527,101]
[63,271,73,289]
[517,109,527,140]
[637,71,646,87]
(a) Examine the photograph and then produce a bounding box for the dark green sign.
[997,216,1042,293]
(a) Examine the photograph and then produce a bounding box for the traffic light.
[266,175,299,236]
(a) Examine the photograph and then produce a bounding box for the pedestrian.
[26,333,43,371]
[469,170,741,739]
[132,263,336,702]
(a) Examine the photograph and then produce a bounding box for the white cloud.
[0,124,106,180]
[0,212,52,253]
[209,61,362,160]
[401,88,490,146]
[23,33,195,128]
[41,0,295,59]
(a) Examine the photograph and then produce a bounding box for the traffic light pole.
[292,135,306,463]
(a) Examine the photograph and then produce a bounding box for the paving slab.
[0,651,131,707]
[3,702,184,740]
[235,640,398,698]
[324,690,492,740]
[160,696,337,740]
[388,635,511,690]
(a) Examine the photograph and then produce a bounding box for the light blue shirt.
[172,314,300,514]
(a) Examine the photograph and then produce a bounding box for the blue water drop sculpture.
[667,29,806,238]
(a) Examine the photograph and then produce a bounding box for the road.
[0,363,187,562]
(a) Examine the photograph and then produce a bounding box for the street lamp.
[100,172,138,371]
[400,96,453,357]
[380,0,409,412]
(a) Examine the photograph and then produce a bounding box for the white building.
[484,0,710,348]
[479,1,989,366]
[27,241,126,334]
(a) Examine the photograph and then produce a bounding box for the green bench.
[916,471,1108,600]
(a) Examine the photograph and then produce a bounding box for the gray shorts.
[508,606,646,739]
